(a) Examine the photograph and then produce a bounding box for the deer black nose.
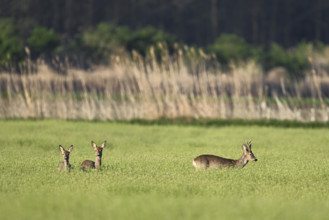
[254,158,258,162]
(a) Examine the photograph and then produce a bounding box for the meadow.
[0,120,329,220]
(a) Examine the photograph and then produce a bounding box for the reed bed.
[0,47,329,122]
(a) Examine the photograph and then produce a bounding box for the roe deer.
[57,145,73,171]
[81,141,106,170]
[193,141,257,169]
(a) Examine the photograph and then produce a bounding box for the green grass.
[0,120,329,219]
[126,117,329,128]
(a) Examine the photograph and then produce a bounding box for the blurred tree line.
[1,0,328,47]
[0,0,328,77]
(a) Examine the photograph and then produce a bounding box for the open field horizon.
[1,120,329,219]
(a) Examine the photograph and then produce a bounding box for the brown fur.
[193,141,257,169]
[80,160,95,169]
[81,141,106,170]
[57,145,73,171]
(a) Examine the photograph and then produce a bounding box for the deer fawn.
[57,145,73,171]
[81,141,106,170]
[193,141,257,169]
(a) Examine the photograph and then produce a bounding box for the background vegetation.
[1,0,329,77]
[1,0,328,47]
[1,45,329,122]
[3,1,327,121]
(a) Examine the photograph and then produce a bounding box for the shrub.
[208,34,256,66]
[27,26,60,58]
[262,43,310,79]
[80,23,131,62]
[79,23,177,62]
[127,26,176,55]
[0,18,25,64]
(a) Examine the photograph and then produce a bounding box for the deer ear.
[242,144,249,152]
[68,145,73,152]
[59,145,65,153]
[248,141,252,149]
[91,141,97,149]
[101,141,106,148]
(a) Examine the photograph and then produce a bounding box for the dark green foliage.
[2,0,329,50]
[0,18,25,64]
[79,24,177,62]
[207,34,320,78]
[0,17,326,76]
[80,23,132,62]
[127,26,177,55]
[208,34,257,66]
[27,26,60,58]
[261,43,311,79]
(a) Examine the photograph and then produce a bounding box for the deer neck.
[95,155,102,168]
[64,159,71,168]
[235,154,249,168]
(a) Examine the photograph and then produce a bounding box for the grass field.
[0,120,329,219]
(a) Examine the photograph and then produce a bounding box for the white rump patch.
[192,160,197,168]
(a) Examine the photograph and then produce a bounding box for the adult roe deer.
[57,145,73,171]
[81,141,106,170]
[193,141,257,169]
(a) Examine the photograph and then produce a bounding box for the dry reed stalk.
[1,50,329,121]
